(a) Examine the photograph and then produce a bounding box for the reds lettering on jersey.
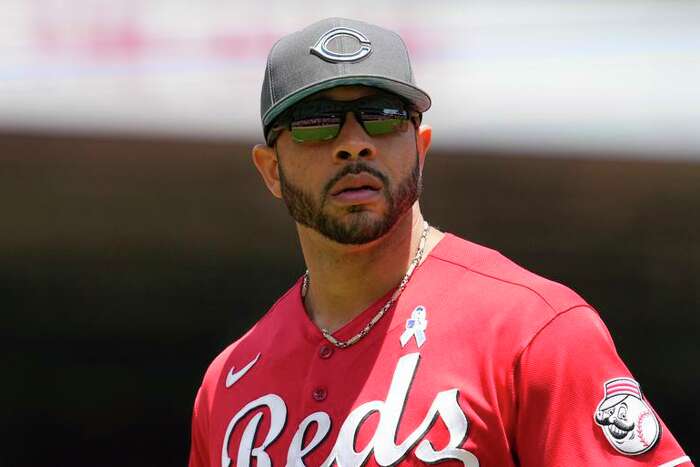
[221,353,476,466]
[190,235,692,467]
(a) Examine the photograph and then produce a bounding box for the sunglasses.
[267,95,419,145]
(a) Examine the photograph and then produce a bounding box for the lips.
[330,173,383,196]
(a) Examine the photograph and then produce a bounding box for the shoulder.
[424,233,593,350]
[430,233,587,313]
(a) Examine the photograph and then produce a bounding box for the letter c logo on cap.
[310,27,372,63]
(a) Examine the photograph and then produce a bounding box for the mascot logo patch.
[594,377,660,455]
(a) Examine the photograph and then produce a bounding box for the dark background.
[2,132,698,466]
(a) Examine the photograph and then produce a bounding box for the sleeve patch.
[593,377,661,455]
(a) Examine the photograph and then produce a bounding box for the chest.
[209,338,515,466]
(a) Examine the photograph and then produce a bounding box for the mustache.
[595,412,635,431]
[323,163,389,197]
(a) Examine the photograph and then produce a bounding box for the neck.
[298,204,444,333]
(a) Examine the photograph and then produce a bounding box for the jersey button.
[318,344,334,359]
[312,387,327,402]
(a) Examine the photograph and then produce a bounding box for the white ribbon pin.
[400,306,428,348]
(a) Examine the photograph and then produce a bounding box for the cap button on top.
[319,344,334,359]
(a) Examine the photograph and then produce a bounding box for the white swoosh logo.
[225,353,261,388]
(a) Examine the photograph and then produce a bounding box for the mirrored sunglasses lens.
[291,124,340,143]
[363,117,406,136]
[291,115,342,142]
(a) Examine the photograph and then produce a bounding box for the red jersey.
[189,233,691,466]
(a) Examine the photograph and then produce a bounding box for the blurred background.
[1,0,698,465]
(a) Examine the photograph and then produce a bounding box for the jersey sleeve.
[513,305,692,466]
[189,385,211,467]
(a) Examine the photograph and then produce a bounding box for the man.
[189,18,691,466]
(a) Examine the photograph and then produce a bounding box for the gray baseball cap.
[260,17,431,140]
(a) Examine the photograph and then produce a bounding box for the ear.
[416,124,432,171]
[251,144,283,199]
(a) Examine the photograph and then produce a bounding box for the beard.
[277,153,422,245]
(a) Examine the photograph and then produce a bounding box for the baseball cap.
[260,17,431,140]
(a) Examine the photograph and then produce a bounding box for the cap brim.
[262,75,431,128]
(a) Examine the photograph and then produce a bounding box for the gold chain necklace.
[301,221,430,349]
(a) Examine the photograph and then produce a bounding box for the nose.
[332,112,377,162]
